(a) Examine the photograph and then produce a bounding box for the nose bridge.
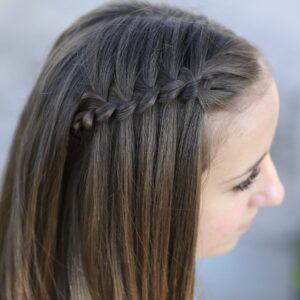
[262,155,285,206]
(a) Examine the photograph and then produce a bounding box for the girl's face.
[196,74,285,258]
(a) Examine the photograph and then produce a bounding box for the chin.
[197,237,239,258]
[214,237,240,256]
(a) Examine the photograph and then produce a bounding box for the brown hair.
[0,1,266,299]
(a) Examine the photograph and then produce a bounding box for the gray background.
[0,1,299,299]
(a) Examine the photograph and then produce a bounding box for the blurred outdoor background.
[0,0,299,299]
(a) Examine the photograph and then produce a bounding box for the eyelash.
[233,166,261,192]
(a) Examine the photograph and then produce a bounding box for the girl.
[0,1,285,299]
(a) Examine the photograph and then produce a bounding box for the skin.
[196,67,285,258]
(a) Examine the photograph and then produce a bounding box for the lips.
[239,222,251,230]
[239,213,257,230]
[239,218,254,230]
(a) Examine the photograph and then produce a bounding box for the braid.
[70,64,238,135]
[70,25,258,136]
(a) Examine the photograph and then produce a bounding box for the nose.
[249,155,285,208]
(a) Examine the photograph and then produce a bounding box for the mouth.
[239,212,257,231]
[239,223,251,231]
[239,219,254,231]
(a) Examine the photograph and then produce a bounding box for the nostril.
[249,193,267,208]
[251,180,285,208]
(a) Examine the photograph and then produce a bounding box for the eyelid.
[232,166,261,192]
[249,166,260,180]
[225,152,268,183]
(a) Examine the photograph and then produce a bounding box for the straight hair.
[0,1,265,299]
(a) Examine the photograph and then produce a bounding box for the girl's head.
[0,1,284,299]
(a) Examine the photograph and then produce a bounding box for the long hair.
[0,1,265,299]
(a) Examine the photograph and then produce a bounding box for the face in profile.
[196,71,285,258]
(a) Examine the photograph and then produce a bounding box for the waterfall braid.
[0,1,266,299]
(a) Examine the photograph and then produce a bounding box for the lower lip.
[239,223,251,231]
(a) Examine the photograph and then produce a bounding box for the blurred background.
[0,0,299,299]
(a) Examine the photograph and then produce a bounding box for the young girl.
[0,1,285,299]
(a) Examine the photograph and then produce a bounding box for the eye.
[233,166,261,192]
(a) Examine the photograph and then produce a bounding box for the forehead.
[204,75,279,178]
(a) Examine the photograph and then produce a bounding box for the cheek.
[196,185,249,257]
[200,193,246,235]
[197,204,243,254]
[202,211,239,238]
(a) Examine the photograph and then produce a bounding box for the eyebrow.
[225,152,268,183]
